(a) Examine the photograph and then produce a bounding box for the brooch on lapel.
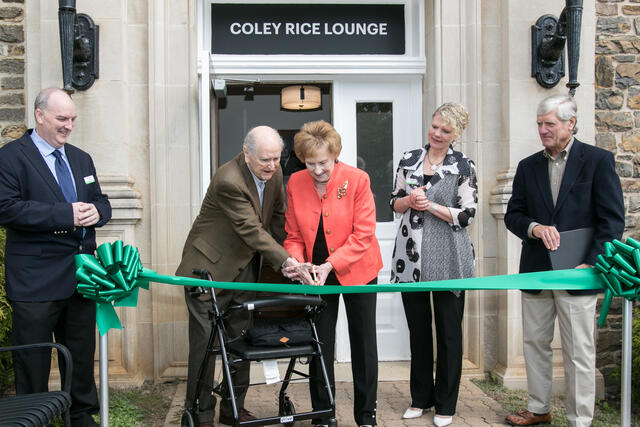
[337,180,348,199]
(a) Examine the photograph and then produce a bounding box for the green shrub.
[0,227,12,392]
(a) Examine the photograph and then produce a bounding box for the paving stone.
[165,377,507,426]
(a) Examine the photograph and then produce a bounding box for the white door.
[332,75,423,361]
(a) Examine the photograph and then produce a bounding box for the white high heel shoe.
[402,407,424,419]
[433,414,453,426]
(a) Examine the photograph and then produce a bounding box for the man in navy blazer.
[504,95,624,427]
[0,88,111,426]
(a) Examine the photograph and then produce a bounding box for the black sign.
[211,3,405,55]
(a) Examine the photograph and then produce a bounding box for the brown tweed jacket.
[176,153,289,283]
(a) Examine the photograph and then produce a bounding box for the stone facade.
[595,0,640,398]
[0,0,25,145]
[6,1,630,399]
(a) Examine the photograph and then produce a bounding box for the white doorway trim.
[332,75,423,362]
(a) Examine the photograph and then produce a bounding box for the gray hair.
[243,126,284,155]
[34,87,70,112]
[537,94,578,135]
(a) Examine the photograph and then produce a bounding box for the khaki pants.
[521,290,597,427]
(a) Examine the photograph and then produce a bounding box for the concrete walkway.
[164,362,509,426]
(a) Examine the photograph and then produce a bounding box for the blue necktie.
[52,150,77,202]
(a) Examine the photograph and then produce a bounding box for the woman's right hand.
[312,262,333,286]
[409,185,428,211]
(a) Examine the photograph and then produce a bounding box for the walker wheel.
[279,396,296,426]
[328,418,338,427]
[181,409,196,427]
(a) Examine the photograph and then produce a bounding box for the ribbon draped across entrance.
[75,240,640,336]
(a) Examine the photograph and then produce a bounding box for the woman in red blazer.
[283,120,382,427]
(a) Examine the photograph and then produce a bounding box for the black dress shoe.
[219,408,256,425]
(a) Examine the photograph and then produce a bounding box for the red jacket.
[284,161,382,286]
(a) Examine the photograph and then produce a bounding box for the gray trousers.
[184,258,259,422]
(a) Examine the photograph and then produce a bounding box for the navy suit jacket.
[0,130,111,301]
[504,138,625,295]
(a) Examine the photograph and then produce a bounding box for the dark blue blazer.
[0,130,111,301]
[504,139,625,295]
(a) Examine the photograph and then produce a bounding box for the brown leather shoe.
[219,408,256,425]
[505,410,551,426]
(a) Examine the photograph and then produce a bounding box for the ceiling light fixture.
[281,85,321,110]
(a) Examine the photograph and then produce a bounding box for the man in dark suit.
[0,87,111,426]
[504,95,624,427]
[176,126,305,427]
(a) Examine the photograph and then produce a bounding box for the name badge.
[405,176,419,187]
[84,175,95,184]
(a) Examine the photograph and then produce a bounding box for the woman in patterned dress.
[389,103,477,427]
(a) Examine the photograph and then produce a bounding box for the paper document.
[262,359,281,384]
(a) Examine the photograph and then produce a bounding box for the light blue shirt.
[248,169,266,207]
[30,130,77,195]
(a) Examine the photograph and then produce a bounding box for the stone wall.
[0,0,24,145]
[595,0,640,398]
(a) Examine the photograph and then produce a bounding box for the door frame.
[332,75,423,362]
[204,73,423,362]
[196,0,427,366]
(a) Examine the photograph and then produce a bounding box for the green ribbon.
[148,268,603,293]
[78,240,633,335]
[594,237,640,327]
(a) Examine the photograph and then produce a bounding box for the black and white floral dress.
[389,145,477,286]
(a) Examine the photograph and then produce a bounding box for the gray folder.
[548,227,594,270]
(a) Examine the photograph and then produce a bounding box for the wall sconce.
[531,0,582,95]
[58,0,99,92]
[281,85,321,110]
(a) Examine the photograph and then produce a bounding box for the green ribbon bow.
[75,241,152,335]
[595,237,640,327]
[77,240,624,335]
